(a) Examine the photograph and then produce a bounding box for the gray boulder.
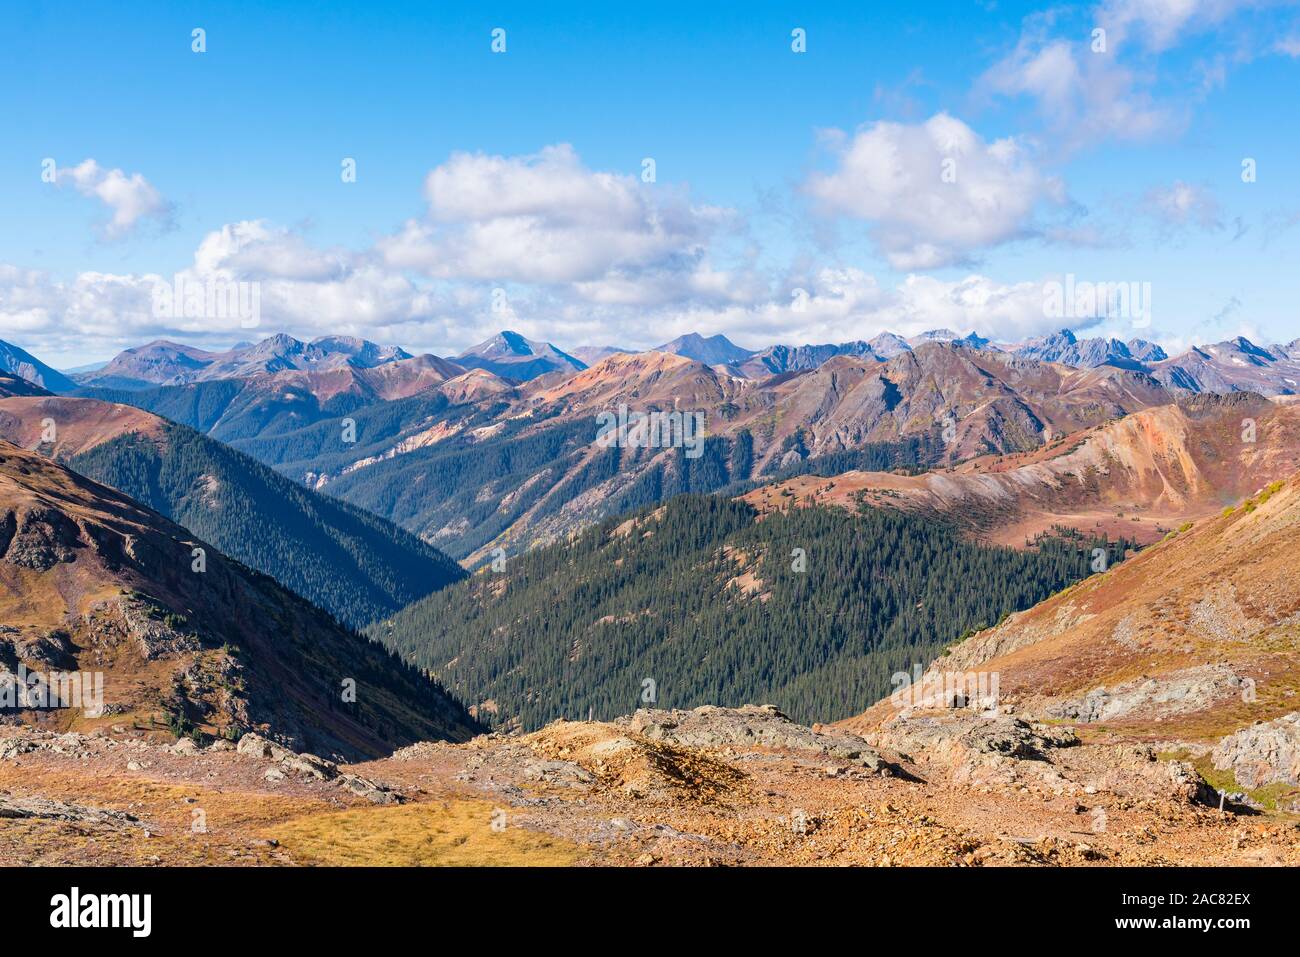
[1212,713,1300,789]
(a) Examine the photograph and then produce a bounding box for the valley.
[3,326,1300,869]
[0,441,479,758]
[45,331,1202,563]
[0,387,466,629]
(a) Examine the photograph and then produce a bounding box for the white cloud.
[0,222,455,360]
[779,270,1054,344]
[1098,0,1276,52]
[0,221,1096,366]
[0,138,1251,366]
[978,31,1170,152]
[55,159,172,238]
[804,113,1065,270]
[378,144,735,289]
[980,2,1298,153]
[192,221,348,281]
[577,268,1064,352]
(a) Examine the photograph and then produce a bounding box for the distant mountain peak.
[0,339,78,393]
[954,331,993,349]
[74,332,414,389]
[454,331,585,381]
[655,332,754,365]
[867,332,911,358]
[1126,338,1167,362]
[460,330,546,358]
[1227,335,1273,359]
[909,328,961,343]
[249,332,302,353]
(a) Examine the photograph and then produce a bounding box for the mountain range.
[4,322,1300,867]
[71,334,416,391]
[0,340,77,392]
[5,327,1300,697]
[1014,329,1167,370]
[746,391,1300,547]
[11,326,1300,396]
[0,329,1261,566]
[844,467,1300,749]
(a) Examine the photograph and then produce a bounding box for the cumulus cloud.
[771,270,1055,344]
[585,268,1065,352]
[192,222,349,281]
[54,159,172,238]
[378,144,736,291]
[0,220,1096,366]
[0,221,458,360]
[6,139,761,362]
[0,140,1217,365]
[978,31,1170,151]
[804,113,1065,270]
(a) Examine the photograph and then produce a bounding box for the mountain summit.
[453,331,586,381]
[655,332,754,365]
[1015,329,1166,370]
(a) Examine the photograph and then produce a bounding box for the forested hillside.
[78,377,377,441]
[0,440,481,757]
[67,422,466,628]
[369,495,1133,728]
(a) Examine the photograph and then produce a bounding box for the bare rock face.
[10,630,78,671]
[236,731,403,803]
[0,730,93,761]
[116,596,202,661]
[1165,758,1218,805]
[0,793,140,827]
[1212,713,1300,789]
[869,711,1074,764]
[1045,665,1248,724]
[235,731,296,761]
[618,704,891,770]
[0,506,80,569]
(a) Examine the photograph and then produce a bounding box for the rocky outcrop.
[869,711,1076,765]
[0,730,93,760]
[1212,713,1300,789]
[1046,665,1248,723]
[236,732,403,803]
[0,506,80,569]
[117,596,203,661]
[618,704,891,771]
[0,793,140,827]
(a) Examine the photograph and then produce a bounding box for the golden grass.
[266,799,585,866]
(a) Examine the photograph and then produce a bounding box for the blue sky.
[2,0,1299,366]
